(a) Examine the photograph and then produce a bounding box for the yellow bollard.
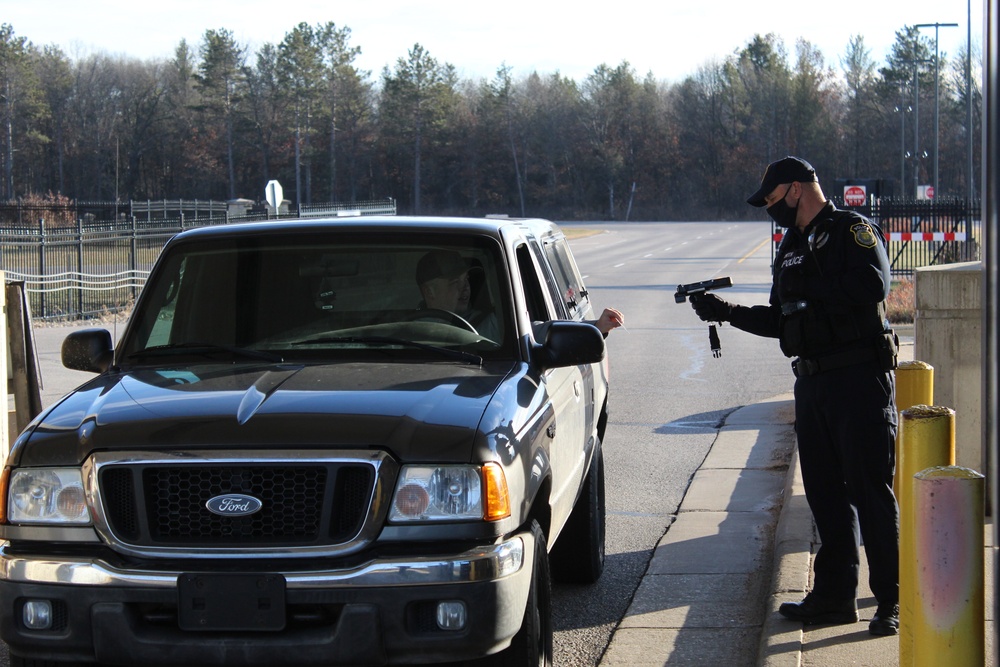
[894,361,934,499]
[898,406,955,667]
[912,466,985,667]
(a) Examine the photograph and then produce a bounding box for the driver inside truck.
[416,249,625,342]
[416,249,501,340]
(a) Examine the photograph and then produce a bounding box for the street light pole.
[916,22,959,198]
[915,64,921,198]
[903,58,932,198]
[895,92,910,194]
[966,0,975,202]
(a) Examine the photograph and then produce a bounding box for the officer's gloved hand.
[690,293,732,322]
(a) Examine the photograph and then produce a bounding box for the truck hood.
[15,361,515,466]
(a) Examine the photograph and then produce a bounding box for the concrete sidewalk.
[600,393,796,666]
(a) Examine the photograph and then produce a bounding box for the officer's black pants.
[794,361,899,604]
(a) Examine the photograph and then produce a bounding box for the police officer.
[690,156,900,636]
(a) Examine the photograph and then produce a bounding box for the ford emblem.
[205,494,263,517]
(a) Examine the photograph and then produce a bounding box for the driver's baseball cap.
[416,250,477,285]
[746,156,817,207]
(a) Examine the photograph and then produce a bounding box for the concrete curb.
[757,446,811,667]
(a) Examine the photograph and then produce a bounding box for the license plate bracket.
[178,573,286,631]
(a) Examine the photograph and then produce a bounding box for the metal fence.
[0,199,229,227]
[772,197,980,277]
[0,198,396,320]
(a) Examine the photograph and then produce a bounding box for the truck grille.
[99,462,375,548]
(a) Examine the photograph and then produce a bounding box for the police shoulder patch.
[850,222,878,248]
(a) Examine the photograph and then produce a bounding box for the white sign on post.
[265,180,283,213]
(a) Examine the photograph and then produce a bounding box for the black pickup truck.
[0,216,610,666]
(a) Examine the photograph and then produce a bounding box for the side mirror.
[534,321,605,370]
[62,329,114,374]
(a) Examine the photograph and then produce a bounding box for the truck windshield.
[118,233,515,363]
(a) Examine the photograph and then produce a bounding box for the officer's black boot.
[778,592,858,626]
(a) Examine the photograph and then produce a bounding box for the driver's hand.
[595,308,625,334]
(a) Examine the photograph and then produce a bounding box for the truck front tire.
[550,445,605,584]
[479,519,552,666]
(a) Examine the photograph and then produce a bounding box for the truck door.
[539,237,600,443]
[515,242,587,536]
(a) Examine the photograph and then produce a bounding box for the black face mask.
[766,184,798,228]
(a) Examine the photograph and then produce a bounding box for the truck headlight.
[389,464,510,522]
[8,469,91,525]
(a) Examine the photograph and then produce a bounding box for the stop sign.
[844,185,867,207]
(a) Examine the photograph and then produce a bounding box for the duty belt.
[791,347,880,378]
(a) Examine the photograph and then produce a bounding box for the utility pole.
[916,22,959,198]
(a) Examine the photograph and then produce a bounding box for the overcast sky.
[2,0,984,83]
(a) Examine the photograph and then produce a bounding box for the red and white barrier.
[772,232,967,243]
[886,232,966,241]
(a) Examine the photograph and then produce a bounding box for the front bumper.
[0,534,531,666]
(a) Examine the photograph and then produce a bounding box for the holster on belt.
[792,331,898,377]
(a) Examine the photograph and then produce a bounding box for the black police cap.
[746,156,818,207]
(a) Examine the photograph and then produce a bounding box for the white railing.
[4,269,150,293]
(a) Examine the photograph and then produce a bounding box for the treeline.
[0,22,983,220]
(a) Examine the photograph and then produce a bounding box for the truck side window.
[527,242,567,319]
[516,244,550,322]
[543,238,588,319]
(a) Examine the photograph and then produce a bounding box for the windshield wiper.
[292,335,483,365]
[126,342,284,363]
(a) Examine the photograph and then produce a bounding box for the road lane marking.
[738,238,770,264]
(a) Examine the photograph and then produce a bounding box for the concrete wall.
[914,261,983,474]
